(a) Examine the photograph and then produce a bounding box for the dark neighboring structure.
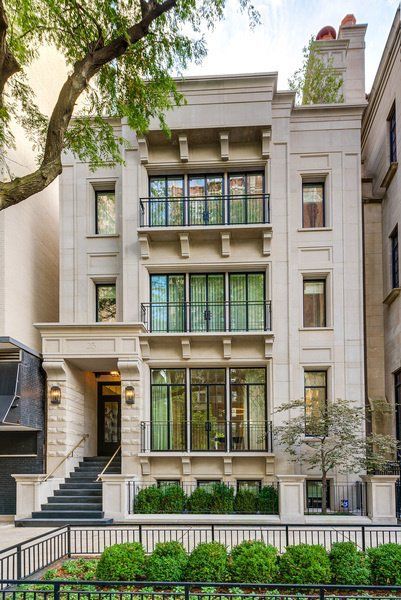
[0,338,45,515]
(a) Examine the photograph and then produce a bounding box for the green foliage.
[258,485,279,514]
[96,542,146,581]
[233,489,258,513]
[368,543,401,585]
[161,484,186,513]
[184,542,228,582]
[135,486,162,513]
[145,541,188,582]
[288,36,343,105]
[187,486,213,513]
[209,483,235,514]
[279,544,331,584]
[329,542,370,585]
[229,540,278,583]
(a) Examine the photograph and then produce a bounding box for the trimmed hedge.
[368,543,401,585]
[229,540,278,583]
[186,486,213,513]
[135,487,162,514]
[329,542,370,585]
[96,543,146,581]
[145,542,188,582]
[279,544,331,584]
[184,542,228,582]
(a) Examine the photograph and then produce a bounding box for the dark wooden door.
[98,382,121,456]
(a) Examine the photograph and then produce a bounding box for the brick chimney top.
[316,26,337,40]
[341,14,357,27]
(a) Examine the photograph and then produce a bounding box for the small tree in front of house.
[289,36,343,105]
[275,398,398,514]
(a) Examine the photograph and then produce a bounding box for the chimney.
[338,15,367,103]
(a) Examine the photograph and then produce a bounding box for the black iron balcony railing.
[141,301,272,333]
[139,194,270,227]
[140,420,273,453]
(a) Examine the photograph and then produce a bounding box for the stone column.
[13,475,63,519]
[276,474,306,523]
[101,474,138,520]
[362,475,399,524]
[118,358,143,477]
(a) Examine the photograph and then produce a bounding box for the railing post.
[185,583,190,600]
[319,586,325,600]
[211,524,215,542]
[139,523,143,545]
[361,525,366,552]
[285,525,289,547]
[54,581,60,600]
[16,543,22,580]
[67,525,71,558]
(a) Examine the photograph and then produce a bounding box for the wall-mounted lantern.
[49,385,62,405]
[125,385,135,405]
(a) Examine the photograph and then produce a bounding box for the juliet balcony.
[139,194,270,228]
[140,420,274,453]
[140,301,272,333]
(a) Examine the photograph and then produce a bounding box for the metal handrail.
[42,433,89,483]
[96,445,121,482]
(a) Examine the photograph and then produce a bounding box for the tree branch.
[0,0,177,210]
[0,0,21,98]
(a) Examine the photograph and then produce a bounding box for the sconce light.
[125,385,135,405]
[49,385,61,405]
[110,370,120,377]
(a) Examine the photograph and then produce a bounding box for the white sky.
[183,0,400,92]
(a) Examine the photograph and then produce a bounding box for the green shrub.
[187,487,213,513]
[257,485,279,514]
[135,486,162,514]
[145,542,188,582]
[329,542,370,585]
[161,485,186,514]
[279,544,331,584]
[96,543,146,581]
[368,543,401,585]
[209,483,235,514]
[185,542,228,582]
[234,489,258,514]
[229,540,278,583]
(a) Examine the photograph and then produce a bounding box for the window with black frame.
[190,369,226,451]
[302,182,325,228]
[303,279,326,327]
[95,190,116,234]
[150,274,185,332]
[389,103,397,164]
[149,176,184,226]
[188,174,224,225]
[150,369,186,451]
[229,273,265,331]
[96,284,116,322]
[230,368,267,450]
[391,226,399,289]
[304,371,327,436]
[228,172,265,224]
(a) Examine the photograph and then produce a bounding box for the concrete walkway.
[0,524,54,551]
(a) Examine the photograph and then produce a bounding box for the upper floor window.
[95,191,116,235]
[303,279,326,327]
[96,283,116,322]
[389,104,397,163]
[304,371,327,436]
[149,176,184,226]
[391,226,399,289]
[302,182,325,228]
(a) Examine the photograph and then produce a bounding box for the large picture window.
[304,371,327,436]
[229,273,265,331]
[149,176,184,226]
[95,191,116,234]
[230,368,266,450]
[96,284,116,322]
[190,369,226,451]
[188,174,224,225]
[150,274,185,332]
[228,172,264,223]
[151,369,186,450]
[302,182,325,228]
[303,279,326,327]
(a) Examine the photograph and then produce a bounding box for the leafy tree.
[289,36,343,105]
[0,0,259,210]
[275,397,398,514]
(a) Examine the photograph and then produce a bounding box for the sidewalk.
[0,524,54,551]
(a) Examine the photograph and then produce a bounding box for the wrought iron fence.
[139,194,270,227]
[3,580,401,600]
[305,481,367,516]
[140,301,272,333]
[140,421,274,453]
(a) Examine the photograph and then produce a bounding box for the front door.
[98,382,121,455]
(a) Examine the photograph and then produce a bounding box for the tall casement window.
[150,274,185,332]
[96,284,116,322]
[389,103,397,163]
[149,176,184,227]
[188,174,224,225]
[394,370,401,454]
[303,279,326,327]
[151,369,186,450]
[229,273,265,331]
[95,191,116,234]
[391,226,399,289]
[304,371,327,436]
[190,273,225,332]
[230,368,266,450]
[302,182,325,228]
[228,172,264,223]
[190,369,226,451]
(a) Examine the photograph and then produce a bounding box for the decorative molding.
[179,233,190,258]
[138,235,150,259]
[42,361,67,382]
[219,132,229,161]
[383,287,401,306]
[264,338,273,358]
[380,162,398,190]
[117,359,141,380]
[221,232,231,257]
[137,137,149,164]
[139,339,151,360]
[261,129,271,158]
[178,134,189,162]
[182,457,191,476]
[223,338,231,359]
[223,457,232,476]
[140,458,150,476]
[265,456,275,475]
[181,339,191,360]
[262,231,272,256]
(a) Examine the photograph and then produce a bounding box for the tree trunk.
[321,471,328,515]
